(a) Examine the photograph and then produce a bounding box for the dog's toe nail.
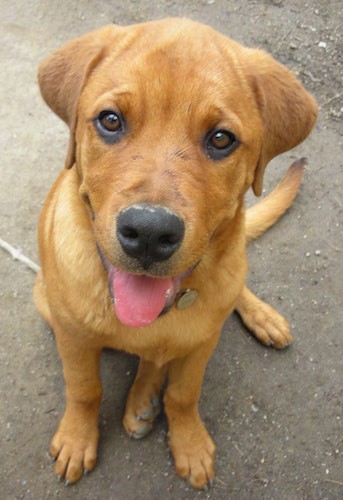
[132,422,153,439]
[151,396,159,408]
[139,407,155,420]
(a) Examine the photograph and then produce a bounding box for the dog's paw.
[236,287,292,349]
[242,302,292,349]
[169,421,215,490]
[123,395,160,439]
[249,309,291,348]
[50,415,99,484]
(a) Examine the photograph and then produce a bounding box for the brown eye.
[210,131,233,149]
[99,111,122,132]
[94,110,125,144]
[205,129,239,160]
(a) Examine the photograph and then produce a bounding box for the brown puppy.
[34,18,317,489]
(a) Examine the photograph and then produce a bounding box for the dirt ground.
[1,1,342,498]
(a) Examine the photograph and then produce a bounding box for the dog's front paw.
[169,420,215,490]
[50,413,99,484]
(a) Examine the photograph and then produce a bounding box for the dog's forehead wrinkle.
[166,143,194,162]
[171,149,191,161]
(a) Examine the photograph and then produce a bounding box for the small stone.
[318,41,327,49]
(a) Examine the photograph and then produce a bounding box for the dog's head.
[39,18,317,326]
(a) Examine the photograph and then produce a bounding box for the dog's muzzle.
[95,205,199,328]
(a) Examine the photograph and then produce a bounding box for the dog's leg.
[164,333,220,489]
[123,359,167,439]
[235,285,292,348]
[50,328,102,484]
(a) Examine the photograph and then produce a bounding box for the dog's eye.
[209,131,234,149]
[205,129,239,160]
[94,110,125,143]
[99,111,122,132]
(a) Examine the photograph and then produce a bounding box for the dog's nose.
[117,203,185,269]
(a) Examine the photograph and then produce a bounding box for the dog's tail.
[245,158,306,242]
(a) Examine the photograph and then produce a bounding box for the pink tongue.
[111,269,174,327]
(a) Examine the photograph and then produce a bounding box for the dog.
[34,18,317,489]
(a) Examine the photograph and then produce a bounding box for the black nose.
[116,204,185,269]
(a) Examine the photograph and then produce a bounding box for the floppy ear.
[38,26,116,168]
[244,49,317,196]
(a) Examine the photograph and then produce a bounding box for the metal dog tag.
[176,289,198,310]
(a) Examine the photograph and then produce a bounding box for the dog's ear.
[38,26,116,168]
[244,49,317,195]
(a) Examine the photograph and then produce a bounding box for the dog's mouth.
[109,267,184,327]
[97,244,197,327]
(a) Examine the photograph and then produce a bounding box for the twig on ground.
[302,70,321,83]
[322,93,343,107]
[324,479,343,486]
[0,237,40,273]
